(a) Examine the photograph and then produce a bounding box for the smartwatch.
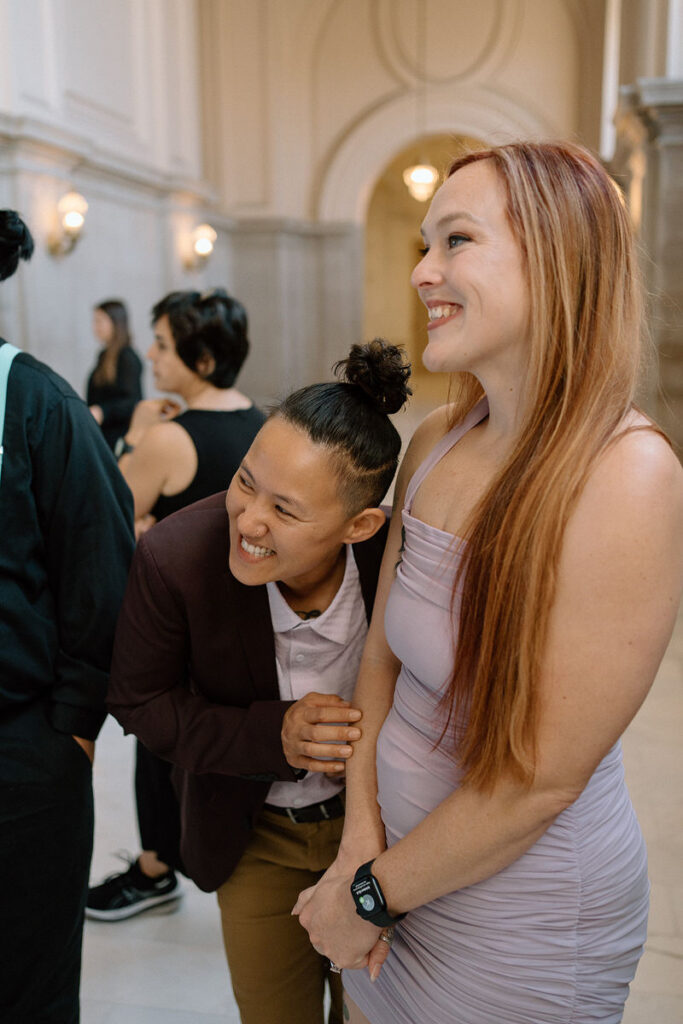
[114,436,134,459]
[350,859,406,927]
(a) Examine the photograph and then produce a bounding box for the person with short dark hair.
[150,288,249,389]
[106,340,411,1024]
[87,288,266,922]
[113,288,263,539]
[0,210,135,1022]
[87,298,143,450]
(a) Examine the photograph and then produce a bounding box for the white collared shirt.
[266,546,367,808]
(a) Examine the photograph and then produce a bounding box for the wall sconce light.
[48,191,88,256]
[185,223,217,270]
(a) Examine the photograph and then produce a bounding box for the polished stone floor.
[81,603,683,1023]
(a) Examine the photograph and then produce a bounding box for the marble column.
[229,218,364,407]
[612,78,683,452]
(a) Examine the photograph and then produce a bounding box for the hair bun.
[335,338,411,415]
[0,210,34,282]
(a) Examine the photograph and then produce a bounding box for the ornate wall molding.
[0,113,210,199]
[316,84,556,223]
[370,0,522,88]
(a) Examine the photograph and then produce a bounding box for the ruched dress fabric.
[343,399,649,1024]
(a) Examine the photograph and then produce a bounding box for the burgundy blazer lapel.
[223,570,280,701]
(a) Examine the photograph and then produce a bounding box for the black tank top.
[151,406,266,522]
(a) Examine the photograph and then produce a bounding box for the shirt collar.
[266,546,360,644]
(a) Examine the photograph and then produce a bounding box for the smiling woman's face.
[225,417,358,594]
[411,158,531,382]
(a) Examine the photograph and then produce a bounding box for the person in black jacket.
[87,299,143,450]
[0,211,135,1023]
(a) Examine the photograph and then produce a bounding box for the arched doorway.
[363,133,484,409]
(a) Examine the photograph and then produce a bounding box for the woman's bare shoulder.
[138,418,194,452]
[402,404,454,472]
[595,418,681,503]
[569,418,682,562]
[388,404,453,514]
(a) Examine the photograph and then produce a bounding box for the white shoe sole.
[85,886,183,921]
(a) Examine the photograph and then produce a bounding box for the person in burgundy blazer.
[106,339,411,1024]
[107,489,388,892]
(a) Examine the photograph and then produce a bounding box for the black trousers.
[0,700,93,1023]
[134,740,184,873]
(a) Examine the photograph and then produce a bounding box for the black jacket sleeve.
[33,394,135,738]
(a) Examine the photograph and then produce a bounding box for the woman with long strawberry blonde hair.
[294,141,683,1023]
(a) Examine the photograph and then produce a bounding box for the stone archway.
[316,84,556,225]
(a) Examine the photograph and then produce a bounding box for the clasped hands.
[282,691,392,978]
[293,860,392,979]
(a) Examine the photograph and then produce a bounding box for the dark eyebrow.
[420,210,484,238]
[239,461,307,514]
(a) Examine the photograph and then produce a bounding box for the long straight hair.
[92,299,131,386]
[441,141,658,790]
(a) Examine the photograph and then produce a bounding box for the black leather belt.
[263,793,345,824]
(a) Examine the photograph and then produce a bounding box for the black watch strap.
[350,858,406,927]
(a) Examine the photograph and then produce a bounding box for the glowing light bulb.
[63,210,85,233]
[194,236,213,256]
[402,164,439,202]
[191,224,217,263]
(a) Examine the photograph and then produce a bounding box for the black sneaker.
[86,856,182,921]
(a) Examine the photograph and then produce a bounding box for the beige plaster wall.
[200,0,596,225]
[0,0,218,392]
[3,0,677,410]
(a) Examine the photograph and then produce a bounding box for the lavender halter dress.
[344,400,649,1024]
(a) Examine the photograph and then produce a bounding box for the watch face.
[359,893,376,913]
[352,872,385,919]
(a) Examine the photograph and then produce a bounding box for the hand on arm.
[281,692,361,774]
[123,398,182,448]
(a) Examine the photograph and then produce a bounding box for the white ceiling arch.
[316,84,559,224]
